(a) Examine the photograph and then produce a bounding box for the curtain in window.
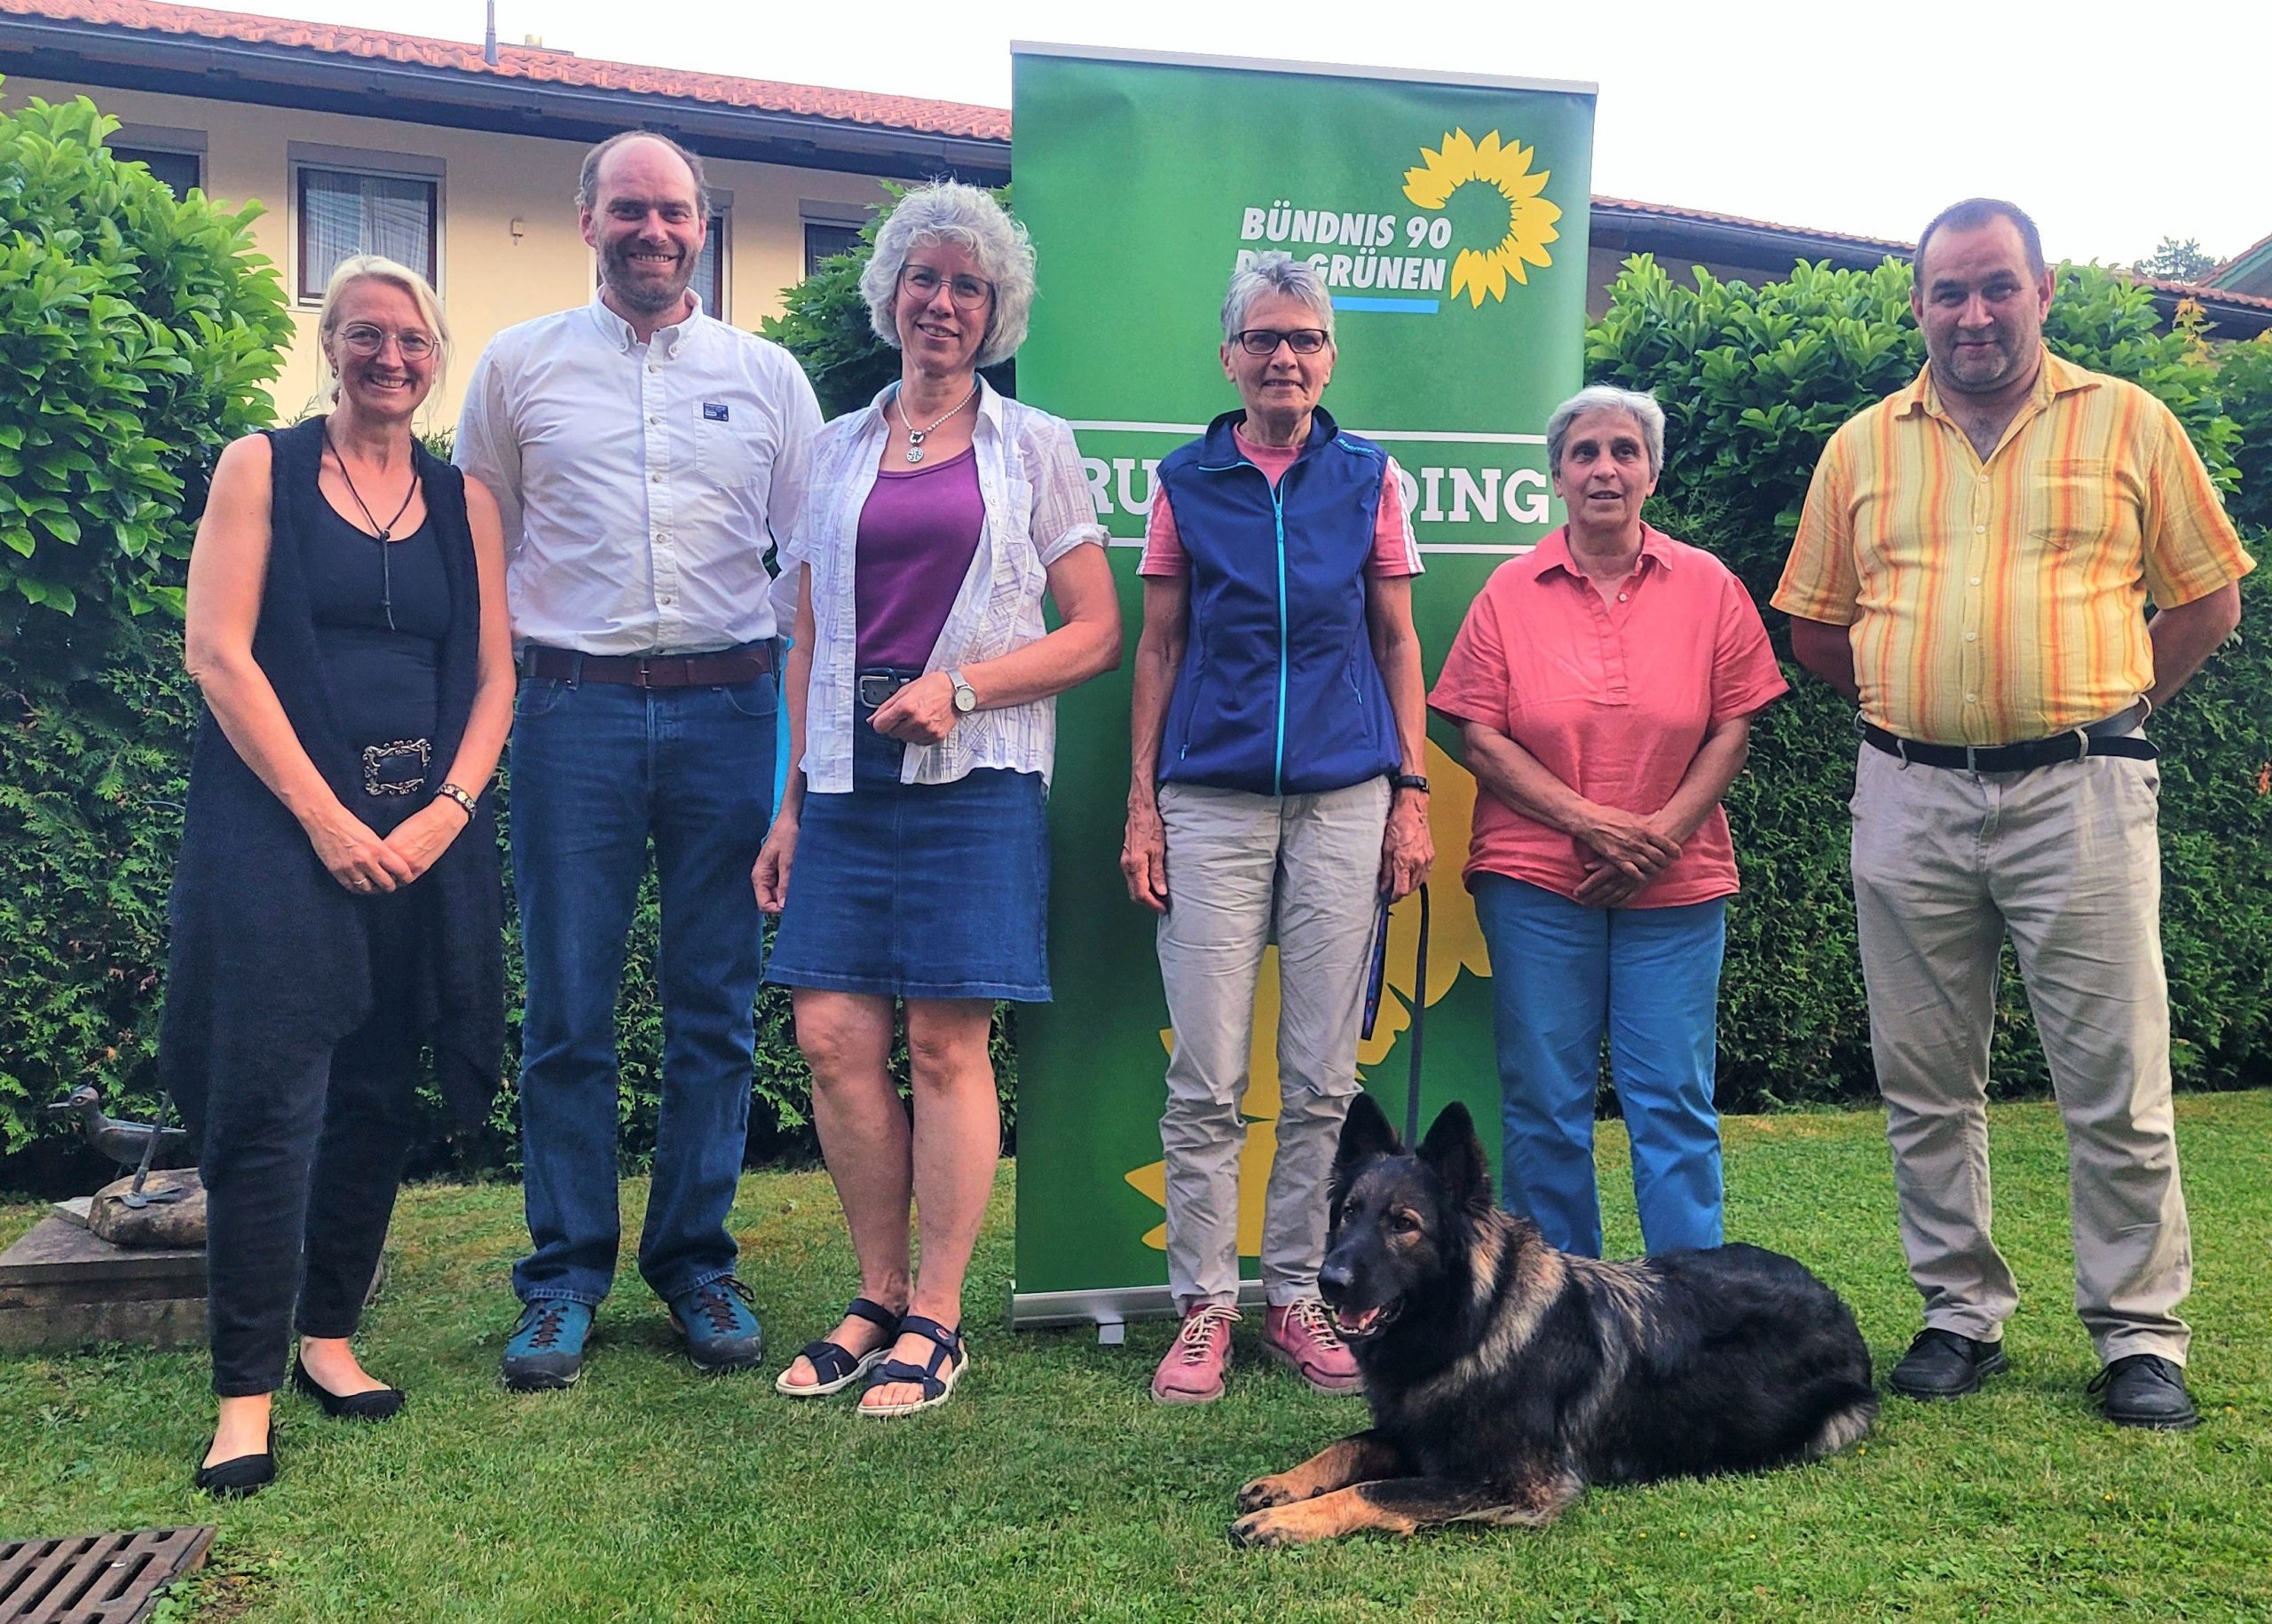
[303,169,434,295]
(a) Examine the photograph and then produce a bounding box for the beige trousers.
[1850,739,2190,1364]
[1156,777,1390,1311]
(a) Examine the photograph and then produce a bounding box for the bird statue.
[44,1084,191,1204]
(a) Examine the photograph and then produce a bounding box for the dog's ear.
[1417,1102,1492,1212]
[1329,1092,1400,1226]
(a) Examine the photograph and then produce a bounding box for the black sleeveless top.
[308,501,450,748]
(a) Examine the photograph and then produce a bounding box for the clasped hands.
[1573,803,1683,908]
[307,797,468,894]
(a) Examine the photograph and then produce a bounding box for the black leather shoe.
[2087,1353,2199,1431]
[293,1356,406,1421]
[194,1424,276,1498]
[1889,1328,2009,1399]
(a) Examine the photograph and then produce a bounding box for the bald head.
[578,130,708,219]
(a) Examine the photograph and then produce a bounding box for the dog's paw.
[1235,1476,1296,1513]
[1228,1508,1310,1549]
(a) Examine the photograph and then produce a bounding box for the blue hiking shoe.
[668,1277,764,1374]
[501,1299,593,1391]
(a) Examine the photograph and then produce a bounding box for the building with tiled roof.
[4,0,2262,419]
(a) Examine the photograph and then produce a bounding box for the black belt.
[1860,705,2156,771]
[520,643,773,687]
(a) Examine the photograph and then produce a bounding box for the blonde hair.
[316,255,450,405]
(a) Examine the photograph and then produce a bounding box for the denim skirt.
[766,709,1052,1002]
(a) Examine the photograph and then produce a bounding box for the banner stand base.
[1006,1279,1269,1333]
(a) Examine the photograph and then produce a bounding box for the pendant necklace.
[894,382,977,465]
[325,426,419,631]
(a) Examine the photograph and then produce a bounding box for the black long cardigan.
[160,416,504,1136]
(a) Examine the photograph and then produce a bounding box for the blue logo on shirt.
[703,402,730,422]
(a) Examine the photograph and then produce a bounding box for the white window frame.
[801,201,872,277]
[288,142,446,305]
[696,187,733,323]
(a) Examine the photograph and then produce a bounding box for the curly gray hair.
[1220,252,1335,344]
[860,182,1036,370]
[1544,386,1667,480]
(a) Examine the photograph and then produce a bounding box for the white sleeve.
[765,351,826,555]
[1028,414,1107,566]
[453,341,524,560]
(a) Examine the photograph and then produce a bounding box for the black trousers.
[201,884,428,1397]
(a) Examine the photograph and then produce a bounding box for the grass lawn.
[2,1091,2268,1623]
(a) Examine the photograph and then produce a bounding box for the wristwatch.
[948,669,979,714]
[1392,772,1431,794]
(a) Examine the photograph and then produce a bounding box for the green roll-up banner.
[1009,44,1597,1329]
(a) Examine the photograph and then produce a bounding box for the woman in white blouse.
[757,182,1121,1415]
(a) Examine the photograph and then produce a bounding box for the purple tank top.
[855,445,985,672]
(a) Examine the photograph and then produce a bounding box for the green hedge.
[1590,255,2272,1108]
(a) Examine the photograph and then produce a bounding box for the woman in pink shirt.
[1428,387,1786,1257]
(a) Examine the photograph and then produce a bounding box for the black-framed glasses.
[1234,327,1330,357]
[899,264,994,311]
[339,324,437,361]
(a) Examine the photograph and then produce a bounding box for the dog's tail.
[1803,1385,1880,1460]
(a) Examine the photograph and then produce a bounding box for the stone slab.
[50,1197,93,1231]
[0,1217,206,1352]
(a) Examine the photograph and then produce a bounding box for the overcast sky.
[225,0,2264,269]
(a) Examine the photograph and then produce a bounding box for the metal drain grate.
[0,1526,215,1624]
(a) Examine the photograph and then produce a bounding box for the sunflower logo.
[1403,129,1561,307]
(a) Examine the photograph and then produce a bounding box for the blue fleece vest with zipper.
[1155,407,1400,797]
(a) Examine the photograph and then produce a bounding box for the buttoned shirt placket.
[1927,372,2051,742]
[640,325,686,653]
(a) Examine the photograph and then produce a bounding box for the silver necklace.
[893,382,977,464]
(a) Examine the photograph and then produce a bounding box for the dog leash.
[1360,883,1432,1145]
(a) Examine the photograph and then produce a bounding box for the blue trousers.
[1472,875,1727,1257]
[508,672,776,1306]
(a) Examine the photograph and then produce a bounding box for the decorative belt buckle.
[362,737,432,796]
[856,673,908,709]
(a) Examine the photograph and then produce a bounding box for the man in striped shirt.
[1775,197,2252,1431]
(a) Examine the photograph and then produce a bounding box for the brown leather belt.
[519,643,774,688]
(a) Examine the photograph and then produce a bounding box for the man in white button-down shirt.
[455,131,823,1389]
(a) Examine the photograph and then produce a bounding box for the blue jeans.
[1472,875,1727,1258]
[508,672,776,1306]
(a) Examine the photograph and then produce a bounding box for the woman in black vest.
[165,256,513,1494]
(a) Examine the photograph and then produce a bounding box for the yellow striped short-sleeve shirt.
[1773,350,2252,745]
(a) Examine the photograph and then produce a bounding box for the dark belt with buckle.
[363,737,432,796]
[520,643,774,687]
[1860,702,2156,771]
[856,669,915,709]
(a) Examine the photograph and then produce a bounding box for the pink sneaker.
[1263,1299,1363,1392]
[1151,1304,1239,1404]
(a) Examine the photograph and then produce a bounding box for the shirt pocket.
[2026,458,2110,550]
[694,414,759,488]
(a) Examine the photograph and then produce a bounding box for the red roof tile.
[1592,193,1913,254]
[0,0,1013,139]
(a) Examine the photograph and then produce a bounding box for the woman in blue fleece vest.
[1122,252,1433,1404]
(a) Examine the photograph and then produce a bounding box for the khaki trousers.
[1850,739,2190,1364]
[1156,777,1390,1311]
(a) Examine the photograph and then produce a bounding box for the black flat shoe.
[194,1424,276,1498]
[2087,1353,2200,1431]
[1889,1328,2008,1399]
[292,1355,406,1421]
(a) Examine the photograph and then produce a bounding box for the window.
[296,161,439,301]
[804,221,863,277]
[693,212,729,319]
[112,145,201,198]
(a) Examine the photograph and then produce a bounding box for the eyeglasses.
[1234,327,1330,357]
[338,324,438,361]
[898,264,995,311]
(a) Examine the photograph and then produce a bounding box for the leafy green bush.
[0,89,289,1153]
[1590,253,2272,1108]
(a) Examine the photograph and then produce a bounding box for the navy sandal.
[775,1297,903,1397]
[859,1313,970,1416]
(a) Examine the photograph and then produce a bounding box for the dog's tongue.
[1334,1305,1381,1336]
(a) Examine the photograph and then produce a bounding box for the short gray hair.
[1221,252,1335,344]
[577,130,709,220]
[1545,386,1667,480]
[860,182,1036,370]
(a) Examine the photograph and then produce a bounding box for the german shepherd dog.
[1230,1096,1878,1547]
